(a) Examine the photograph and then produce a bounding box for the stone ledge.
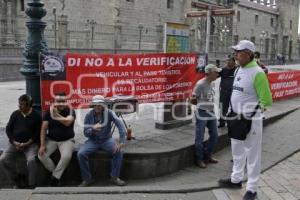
[0,107,297,188]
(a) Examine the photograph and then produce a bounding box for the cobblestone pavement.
[214,150,300,200]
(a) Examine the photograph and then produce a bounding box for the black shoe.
[243,191,257,200]
[218,178,242,188]
[78,179,95,187]
[110,177,126,186]
[204,157,219,164]
[26,184,36,189]
[218,123,225,128]
[49,176,60,187]
[12,174,27,189]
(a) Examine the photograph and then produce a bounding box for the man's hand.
[113,143,124,154]
[38,145,47,156]
[190,95,197,105]
[92,123,102,131]
[50,106,60,118]
[260,106,267,113]
[13,141,22,150]
[19,143,26,149]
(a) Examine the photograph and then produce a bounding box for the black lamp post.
[20,0,48,110]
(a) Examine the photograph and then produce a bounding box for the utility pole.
[53,7,57,49]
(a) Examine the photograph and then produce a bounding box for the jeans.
[77,138,123,181]
[195,109,218,161]
[0,143,38,186]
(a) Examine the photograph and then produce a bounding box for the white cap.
[205,64,222,73]
[90,95,106,105]
[232,40,255,52]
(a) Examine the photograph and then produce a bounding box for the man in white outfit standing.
[218,40,272,200]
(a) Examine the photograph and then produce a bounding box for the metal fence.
[3,17,295,64]
[0,20,163,51]
[0,18,237,54]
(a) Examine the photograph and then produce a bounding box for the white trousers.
[230,113,263,193]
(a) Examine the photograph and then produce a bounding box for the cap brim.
[216,68,222,72]
[231,45,243,51]
[90,101,106,106]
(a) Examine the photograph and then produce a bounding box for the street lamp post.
[222,25,230,52]
[88,20,97,49]
[53,7,57,49]
[205,8,211,54]
[20,0,48,110]
[138,23,144,50]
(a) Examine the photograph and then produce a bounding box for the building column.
[155,25,164,52]
[3,0,16,46]
[57,15,68,48]
[0,0,3,45]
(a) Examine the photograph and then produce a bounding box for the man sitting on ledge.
[0,94,41,189]
[38,92,76,186]
[77,95,127,187]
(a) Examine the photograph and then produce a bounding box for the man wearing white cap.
[191,64,221,168]
[77,95,127,187]
[218,40,272,200]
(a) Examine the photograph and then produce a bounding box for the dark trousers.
[0,143,38,186]
[219,89,232,125]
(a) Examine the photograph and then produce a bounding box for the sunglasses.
[55,100,66,103]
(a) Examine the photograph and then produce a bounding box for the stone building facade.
[0,0,299,61]
[231,0,299,61]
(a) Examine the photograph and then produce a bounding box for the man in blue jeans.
[77,95,127,186]
[191,64,221,168]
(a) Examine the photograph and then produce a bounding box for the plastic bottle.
[127,125,132,140]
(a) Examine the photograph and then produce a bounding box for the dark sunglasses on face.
[55,100,66,103]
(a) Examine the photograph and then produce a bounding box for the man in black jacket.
[218,55,237,128]
[0,94,41,188]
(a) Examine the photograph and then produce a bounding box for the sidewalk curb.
[31,107,300,195]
